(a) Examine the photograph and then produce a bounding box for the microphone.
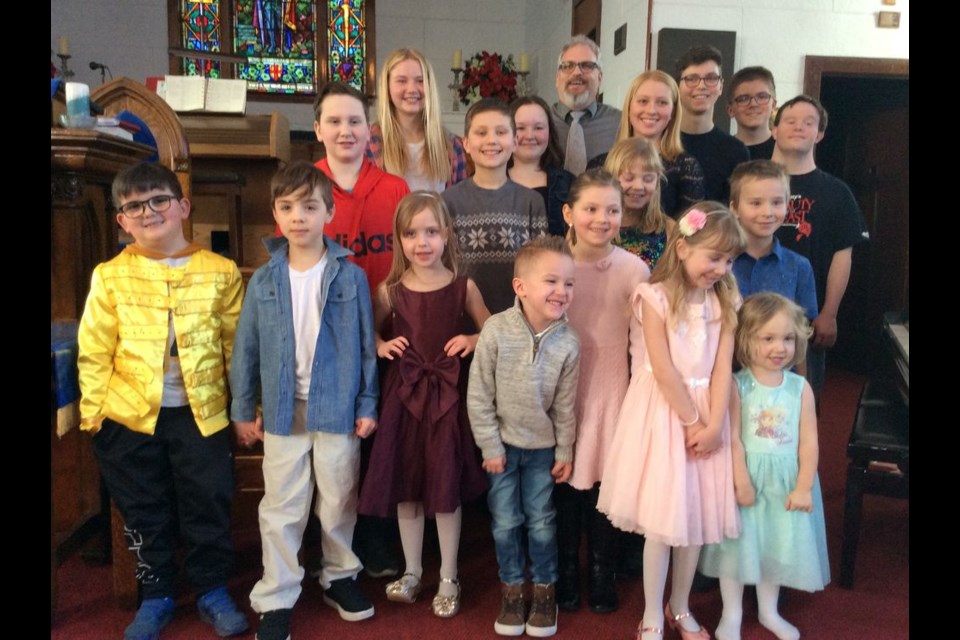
[89,61,108,70]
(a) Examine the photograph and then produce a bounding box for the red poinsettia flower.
[457,51,519,106]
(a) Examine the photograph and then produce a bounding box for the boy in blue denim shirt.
[467,236,580,638]
[730,160,818,378]
[230,161,379,640]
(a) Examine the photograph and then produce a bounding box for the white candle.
[519,53,529,73]
[452,49,463,69]
[58,36,70,56]
[66,82,90,118]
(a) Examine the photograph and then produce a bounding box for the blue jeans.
[486,445,558,585]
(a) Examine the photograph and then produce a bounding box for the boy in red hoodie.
[314,82,410,292]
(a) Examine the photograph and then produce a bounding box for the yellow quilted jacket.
[77,245,243,436]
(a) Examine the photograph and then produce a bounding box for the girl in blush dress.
[555,169,650,613]
[598,204,746,640]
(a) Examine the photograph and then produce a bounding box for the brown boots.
[527,583,558,637]
[494,582,558,637]
[495,582,526,636]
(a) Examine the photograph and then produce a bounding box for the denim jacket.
[230,236,379,435]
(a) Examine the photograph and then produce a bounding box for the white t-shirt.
[158,255,191,407]
[404,140,446,193]
[289,253,328,399]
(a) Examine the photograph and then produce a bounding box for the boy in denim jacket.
[230,161,379,640]
[78,162,248,640]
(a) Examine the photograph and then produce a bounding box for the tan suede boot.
[494,582,526,636]
[526,583,558,637]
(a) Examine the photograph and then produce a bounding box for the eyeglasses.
[732,92,772,106]
[117,195,177,218]
[558,60,600,73]
[679,73,722,87]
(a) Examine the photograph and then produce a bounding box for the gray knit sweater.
[467,298,580,463]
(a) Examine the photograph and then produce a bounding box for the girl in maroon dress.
[358,191,490,618]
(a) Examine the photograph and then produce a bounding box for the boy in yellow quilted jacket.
[77,162,249,640]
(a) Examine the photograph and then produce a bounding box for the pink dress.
[565,247,649,491]
[597,282,739,547]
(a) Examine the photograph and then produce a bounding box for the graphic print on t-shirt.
[784,194,814,242]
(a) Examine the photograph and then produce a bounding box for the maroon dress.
[359,277,487,518]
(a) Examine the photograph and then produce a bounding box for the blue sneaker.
[197,586,250,637]
[124,597,175,640]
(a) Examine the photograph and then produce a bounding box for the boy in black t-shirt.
[771,95,869,399]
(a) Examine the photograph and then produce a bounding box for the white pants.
[250,400,362,612]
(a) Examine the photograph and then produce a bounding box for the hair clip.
[678,209,707,237]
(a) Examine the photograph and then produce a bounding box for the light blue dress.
[699,370,830,591]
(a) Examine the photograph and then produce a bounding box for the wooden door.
[804,57,909,371]
[573,0,602,43]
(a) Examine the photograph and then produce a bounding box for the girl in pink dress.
[555,169,650,614]
[598,203,746,640]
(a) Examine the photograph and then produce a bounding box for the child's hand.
[684,421,721,457]
[482,456,506,474]
[551,461,572,484]
[355,417,377,439]
[234,416,264,448]
[377,336,409,360]
[444,334,479,358]
[786,488,813,512]
[735,480,756,507]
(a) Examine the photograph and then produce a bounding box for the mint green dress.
[699,370,830,591]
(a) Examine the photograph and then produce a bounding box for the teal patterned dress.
[699,369,830,591]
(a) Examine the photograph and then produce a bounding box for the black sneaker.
[255,609,292,640]
[362,543,401,578]
[323,577,375,621]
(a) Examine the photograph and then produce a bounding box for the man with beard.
[551,35,621,176]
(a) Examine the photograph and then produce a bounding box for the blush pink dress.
[597,282,739,547]
[565,247,649,491]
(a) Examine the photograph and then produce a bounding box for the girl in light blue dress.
[700,293,829,640]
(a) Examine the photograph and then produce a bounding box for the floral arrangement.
[458,51,519,106]
[678,208,708,237]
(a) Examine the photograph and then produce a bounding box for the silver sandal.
[385,573,422,603]
[432,578,461,618]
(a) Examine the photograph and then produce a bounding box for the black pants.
[93,406,235,599]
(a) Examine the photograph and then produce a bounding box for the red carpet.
[52,368,908,639]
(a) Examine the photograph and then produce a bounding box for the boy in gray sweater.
[467,236,580,638]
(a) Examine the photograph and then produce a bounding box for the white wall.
[51,0,907,132]
[645,0,910,118]
[378,0,527,136]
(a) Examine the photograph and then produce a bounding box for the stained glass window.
[179,1,222,78]
[236,1,317,94]
[326,0,366,92]
[171,0,373,97]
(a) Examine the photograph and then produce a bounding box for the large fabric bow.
[395,349,460,422]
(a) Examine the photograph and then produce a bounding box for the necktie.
[564,111,587,175]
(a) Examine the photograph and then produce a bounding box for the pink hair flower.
[679,209,708,237]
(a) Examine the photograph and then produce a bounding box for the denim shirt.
[230,235,379,435]
[733,237,819,321]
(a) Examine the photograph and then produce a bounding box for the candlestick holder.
[516,71,531,97]
[448,68,464,112]
[57,53,75,81]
